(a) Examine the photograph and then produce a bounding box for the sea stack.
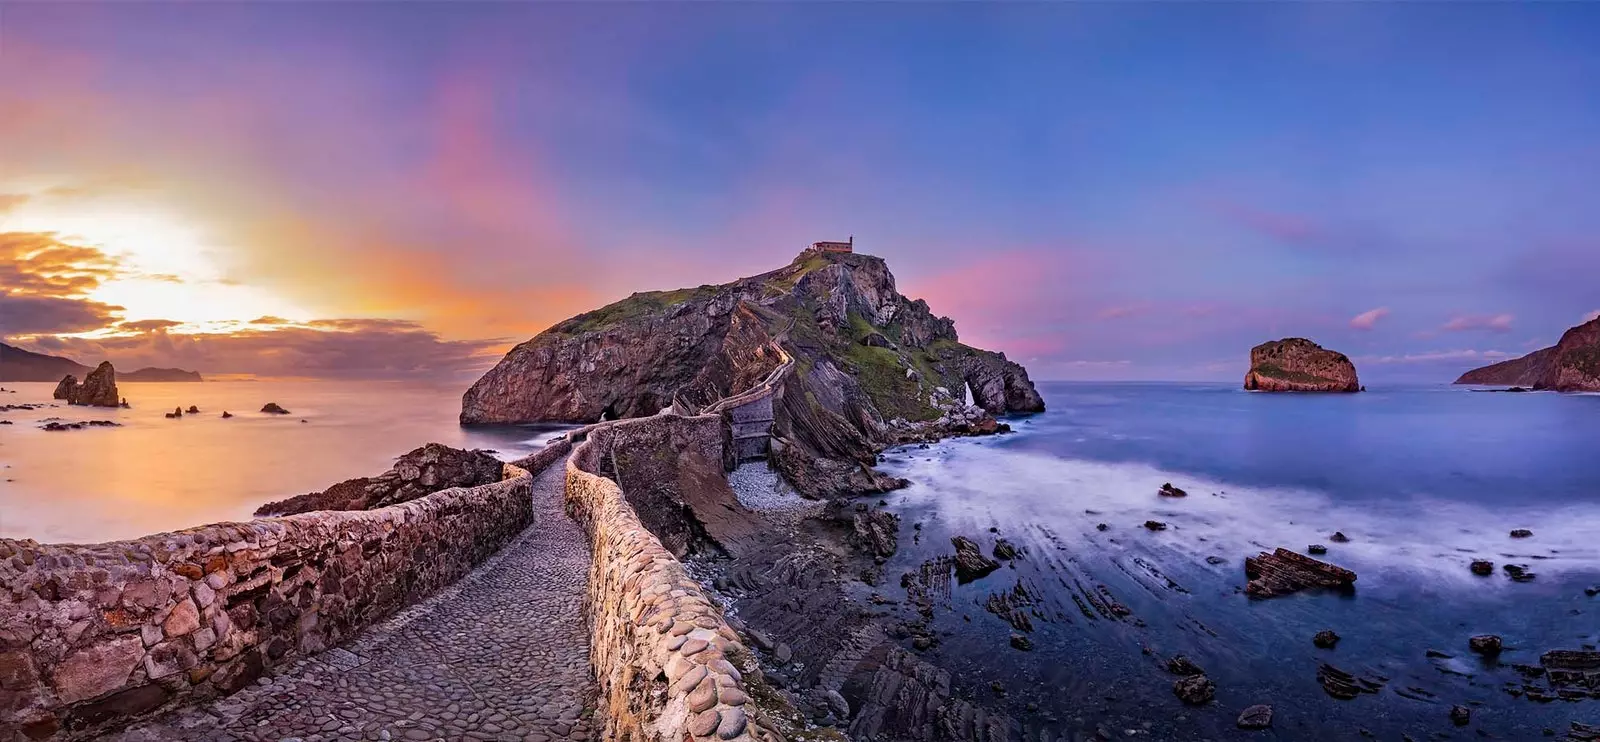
[52,362,121,407]
[1244,338,1361,393]
[1455,316,1600,392]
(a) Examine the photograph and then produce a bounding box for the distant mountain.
[1454,317,1600,391]
[0,342,203,382]
[121,367,204,382]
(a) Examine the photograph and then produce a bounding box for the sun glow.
[2,188,314,331]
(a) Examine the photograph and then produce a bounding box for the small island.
[1454,316,1600,392]
[1244,338,1362,393]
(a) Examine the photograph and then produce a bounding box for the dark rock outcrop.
[1243,338,1361,392]
[1313,630,1341,648]
[261,402,290,414]
[52,375,77,401]
[1173,674,1215,705]
[254,443,502,516]
[51,362,120,407]
[1455,317,1600,391]
[850,509,900,558]
[951,536,1001,583]
[1469,634,1503,656]
[461,247,1044,498]
[1245,548,1357,598]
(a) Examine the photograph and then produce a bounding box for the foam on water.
[881,434,1600,586]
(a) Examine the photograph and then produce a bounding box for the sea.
[872,382,1600,740]
[3,379,1598,738]
[0,380,564,543]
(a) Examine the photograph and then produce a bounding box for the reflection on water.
[0,381,563,543]
[872,382,1600,739]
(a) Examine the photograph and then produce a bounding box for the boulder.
[950,536,1001,583]
[1449,705,1471,726]
[1173,674,1215,705]
[1469,635,1502,656]
[1308,544,1328,555]
[1143,520,1168,531]
[1158,482,1188,498]
[186,405,200,414]
[1470,560,1494,576]
[1313,630,1340,649]
[1243,338,1361,392]
[1510,528,1533,538]
[261,402,291,414]
[850,510,900,558]
[1329,531,1350,543]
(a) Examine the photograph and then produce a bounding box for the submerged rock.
[1143,520,1168,531]
[1236,704,1273,730]
[1308,544,1328,555]
[1471,560,1495,576]
[1510,528,1533,538]
[1329,531,1350,543]
[1313,630,1341,649]
[1166,655,1205,676]
[185,405,200,414]
[1243,338,1361,393]
[1158,482,1188,498]
[221,411,233,419]
[1008,633,1033,651]
[261,402,291,414]
[992,538,1018,561]
[1450,705,1471,726]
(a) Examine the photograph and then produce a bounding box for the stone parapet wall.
[0,463,535,741]
[565,421,776,742]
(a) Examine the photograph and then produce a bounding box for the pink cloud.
[1094,304,1148,320]
[1210,199,1320,243]
[1349,307,1390,331]
[1441,314,1514,333]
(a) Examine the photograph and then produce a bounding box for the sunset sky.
[3,4,1597,381]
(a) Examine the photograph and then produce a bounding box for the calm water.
[874,382,1600,739]
[0,381,563,543]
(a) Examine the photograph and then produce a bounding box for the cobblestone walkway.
[113,459,596,742]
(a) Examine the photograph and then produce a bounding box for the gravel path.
[112,458,596,742]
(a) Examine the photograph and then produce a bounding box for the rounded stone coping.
[565,424,767,742]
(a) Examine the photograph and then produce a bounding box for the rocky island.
[1243,338,1362,392]
[463,243,1044,497]
[1455,316,1600,391]
[50,361,122,407]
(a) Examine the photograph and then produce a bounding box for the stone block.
[51,635,143,704]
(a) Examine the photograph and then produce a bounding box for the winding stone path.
[112,459,596,742]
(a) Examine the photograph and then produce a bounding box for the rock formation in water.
[462,246,1044,497]
[1455,316,1600,391]
[50,362,121,407]
[1243,338,1361,392]
[255,443,503,516]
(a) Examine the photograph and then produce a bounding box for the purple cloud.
[1441,314,1514,333]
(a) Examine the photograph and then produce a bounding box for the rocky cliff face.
[463,249,1044,496]
[51,361,121,407]
[1243,338,1361,393]
[1454,318,1600,392]
[1453,347,1554,386]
